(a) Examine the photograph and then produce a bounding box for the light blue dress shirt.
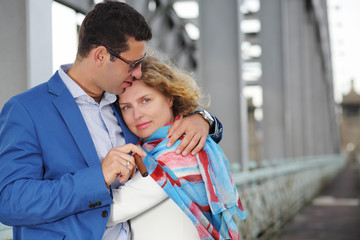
[59,64,130,240]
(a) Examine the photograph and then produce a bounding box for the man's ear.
[92,46,107,65]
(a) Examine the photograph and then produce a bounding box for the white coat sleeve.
[107,171,168,226]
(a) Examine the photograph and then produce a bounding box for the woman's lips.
[136,121,151,130]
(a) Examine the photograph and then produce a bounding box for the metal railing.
[233,154,345,239]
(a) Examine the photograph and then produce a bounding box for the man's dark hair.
[77,1,152,58]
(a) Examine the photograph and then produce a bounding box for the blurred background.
[1,0,359,239]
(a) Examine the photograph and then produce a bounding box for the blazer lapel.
[49,73,99,167]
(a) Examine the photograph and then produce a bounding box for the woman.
[108,56,247,240]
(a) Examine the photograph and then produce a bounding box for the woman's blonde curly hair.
[140,56,206,117]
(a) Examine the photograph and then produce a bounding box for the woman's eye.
[142,99,150,104]
[122,105,130,110]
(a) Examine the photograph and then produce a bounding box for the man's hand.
[101,144,146,187]
[166,114,209,156]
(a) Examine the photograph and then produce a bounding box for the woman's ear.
[168,97,174,108]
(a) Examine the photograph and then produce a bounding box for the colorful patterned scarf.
[140,122,247,240]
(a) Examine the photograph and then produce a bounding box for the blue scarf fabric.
[140,124,247,240]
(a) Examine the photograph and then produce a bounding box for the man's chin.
[119,88,127,95]
[110,87,126,96]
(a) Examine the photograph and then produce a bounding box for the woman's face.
[119,80,174,139]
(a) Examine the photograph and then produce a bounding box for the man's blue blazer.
[0,72,138,239]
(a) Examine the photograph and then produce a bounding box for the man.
[0,1,222,239]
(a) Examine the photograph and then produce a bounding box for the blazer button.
[96,201,102,206]
[89,203,96,208]
[102,210,108,218]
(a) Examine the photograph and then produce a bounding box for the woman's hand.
[166,114,209,156]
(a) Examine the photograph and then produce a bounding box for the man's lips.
[119,81,133,94]
[123,81,133,87]
[136,121,151,130]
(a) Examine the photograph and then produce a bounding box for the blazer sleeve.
[209,114,223,144]
[0,98,113,226]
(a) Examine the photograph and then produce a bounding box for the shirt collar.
[58,64,117,105]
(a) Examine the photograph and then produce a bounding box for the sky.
[51,0,360,104]
[327,0,360,102]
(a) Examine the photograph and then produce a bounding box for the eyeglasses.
[105,47,147,73]
[90,42,146,73]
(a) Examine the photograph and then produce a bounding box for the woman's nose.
[133,107,144,119]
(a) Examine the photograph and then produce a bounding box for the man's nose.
[130,65,142,80]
